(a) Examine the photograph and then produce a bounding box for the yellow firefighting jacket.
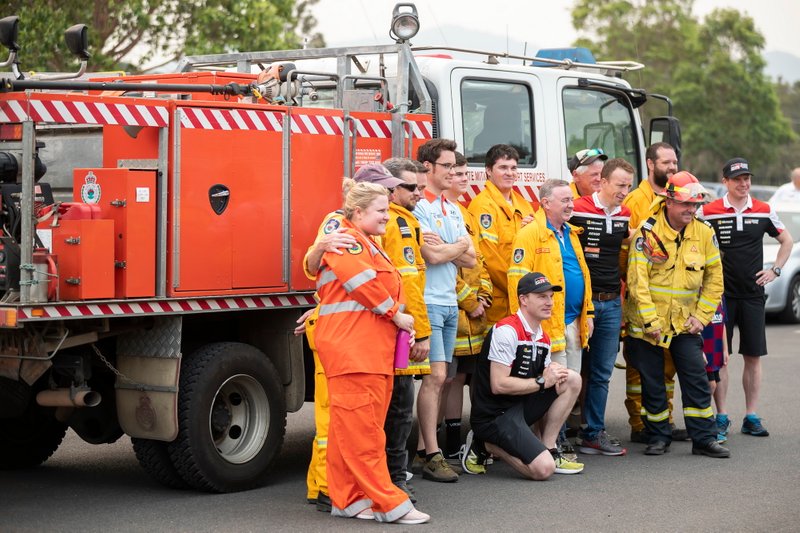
[383,202,431,376]
[454,203,493,356]
[623,203,723,344]
[620,179,657,276]
[507,209,594,351]
[467,180,536,325]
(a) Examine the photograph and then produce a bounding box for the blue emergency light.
[532,47,597,67]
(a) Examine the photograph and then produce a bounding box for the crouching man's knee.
[527,451,556,481]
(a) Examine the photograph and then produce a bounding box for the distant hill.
[765,51,800,84]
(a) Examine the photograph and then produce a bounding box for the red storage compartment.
[73,168,156,298]
[52,219,115,300]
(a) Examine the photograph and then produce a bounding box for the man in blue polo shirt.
[411,138,476,483]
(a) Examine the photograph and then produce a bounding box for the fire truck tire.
[132,437,190,489]
[0,404,68,469]
[168,342,286,493]
[0,377,31,418]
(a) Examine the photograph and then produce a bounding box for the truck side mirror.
[0,15,20,68]
[0,15,19,51]
[649,116,682,164]
[32,23,89,80]
[65,24,90,60]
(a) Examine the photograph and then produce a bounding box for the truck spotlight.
[390,3,419,43]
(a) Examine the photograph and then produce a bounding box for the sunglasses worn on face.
[395,183,418,192]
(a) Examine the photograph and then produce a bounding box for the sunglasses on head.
[578,148,604,165]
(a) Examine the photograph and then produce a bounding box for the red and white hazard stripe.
[408,120,433,139]
[354,118,392,138]
[179,107,283,131]
[290,113,344,135]
[0,98,27,123]
[1,97,169,127]
[15,294,317,321]
[462,183,539,204]
[352,118,432,139]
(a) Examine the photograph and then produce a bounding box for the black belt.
[592,291,619,302]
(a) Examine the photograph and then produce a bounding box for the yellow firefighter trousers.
[306,336,329,500]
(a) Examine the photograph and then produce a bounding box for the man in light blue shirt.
[412,138,476,483]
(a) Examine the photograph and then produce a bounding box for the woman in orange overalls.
[315,181,430,525]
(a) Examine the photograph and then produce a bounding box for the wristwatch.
[536,375,546,392]
[772,266,782,277]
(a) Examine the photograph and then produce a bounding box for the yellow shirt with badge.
[383,203,431,376]
[507,210,594,351]
[467,180,536,325]
[453,203,493,356]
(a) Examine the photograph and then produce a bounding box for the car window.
[766,211,800,243]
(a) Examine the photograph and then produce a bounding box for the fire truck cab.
[0,6,679,493]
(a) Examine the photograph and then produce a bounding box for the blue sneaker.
[716,415,730,443]
[741,414,769,437]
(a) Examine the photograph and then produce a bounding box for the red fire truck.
[0,5,679,492]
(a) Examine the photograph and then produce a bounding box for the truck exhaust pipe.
[36,388,102,407]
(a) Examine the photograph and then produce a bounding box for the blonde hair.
[341,177,356,200]
[344,182,389,219]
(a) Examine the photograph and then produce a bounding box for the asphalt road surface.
[2,323,799,532]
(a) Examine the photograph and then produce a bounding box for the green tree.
[764,79,800,184]
[2,0,325,73]
[572,0,794,179]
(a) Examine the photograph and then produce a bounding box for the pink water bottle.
[394,330,411,369]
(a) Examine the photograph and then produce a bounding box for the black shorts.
[725,297,768,357]
[447,354,478,380]
[707,370,720,383]
[472,388,559,465]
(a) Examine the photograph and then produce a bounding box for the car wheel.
[779,275,800,324]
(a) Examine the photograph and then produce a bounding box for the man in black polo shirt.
[698,157,793,438]
[570,158,633,456]
[462,272,584,479]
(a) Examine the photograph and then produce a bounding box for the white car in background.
[764,203,800,323]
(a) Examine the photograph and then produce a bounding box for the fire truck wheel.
[168,342,286,493]
[132,437,190,489]
[0,403,68,469]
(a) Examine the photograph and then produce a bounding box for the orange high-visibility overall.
[315,220,412,521]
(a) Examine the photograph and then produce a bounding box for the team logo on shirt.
[480,213,492,229]
[435,219,443,228]
[347,242,363,255]
[513,248,525,263]
[403,246,415,264]
[323,218,341,234]
[634,236,644,252]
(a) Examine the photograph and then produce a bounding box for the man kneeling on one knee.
[465,272,585,479]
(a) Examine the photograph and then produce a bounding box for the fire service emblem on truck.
[80,171,101,204]
[209,184,230,215]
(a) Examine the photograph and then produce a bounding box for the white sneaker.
[395,507,431,525]
[355,508,374,520]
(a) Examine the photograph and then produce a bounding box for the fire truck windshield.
[562,86,640,182]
